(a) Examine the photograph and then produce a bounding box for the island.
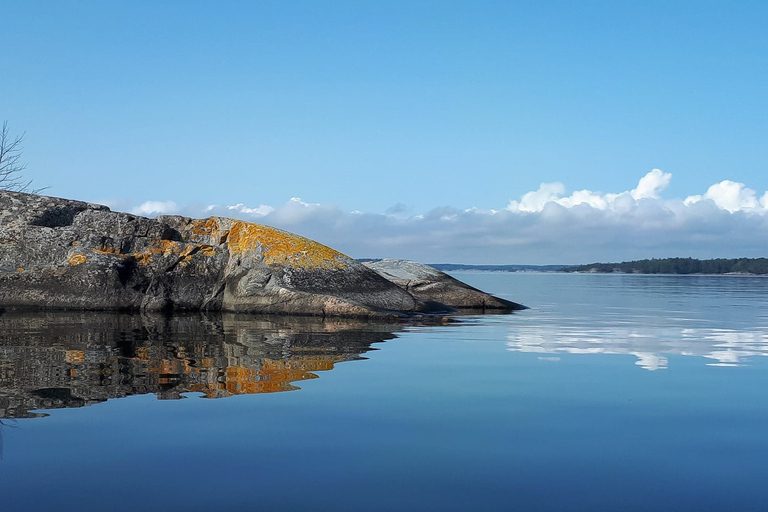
[0,190,525,317]
[562,257,768,275]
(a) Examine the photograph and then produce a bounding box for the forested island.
[562,258,768,275]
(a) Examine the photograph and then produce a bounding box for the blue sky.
[2,1,768,263]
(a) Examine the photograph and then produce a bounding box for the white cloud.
[631,168,671,200]
[131,200,179,216]
[109,169,768,264]
[506,169,675,213]
[684,180,764,213]
[508,182,567,212]
[226,202,275,216]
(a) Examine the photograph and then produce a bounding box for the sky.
[2,1,768,264]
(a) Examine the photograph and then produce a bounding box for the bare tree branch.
[0,121,48,193]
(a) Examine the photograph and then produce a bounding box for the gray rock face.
[363,259,526,310]
[0,191,449,318]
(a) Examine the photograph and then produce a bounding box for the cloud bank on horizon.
[107,170,768,265]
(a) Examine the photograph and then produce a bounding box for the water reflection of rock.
[0,312,401,419]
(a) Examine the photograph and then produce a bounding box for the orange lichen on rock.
[131,239,184,266]
[227,221,348,269]
[16,267,23,272]
[151,239,183,255]
[90,238,213,268]
[134,253,152,266]
[93,245,123,256]
[68,254,87,266]
[188,218,229,244]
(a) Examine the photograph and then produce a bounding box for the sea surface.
[2,272,768,511]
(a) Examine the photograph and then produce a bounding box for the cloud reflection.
[507,323,768,370]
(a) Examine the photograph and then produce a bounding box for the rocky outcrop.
[0,191,450,318]
[363,259,526,310]
[0,191,524,317]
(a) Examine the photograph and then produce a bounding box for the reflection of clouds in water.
[630,352,668,371]
[506,322,768,370]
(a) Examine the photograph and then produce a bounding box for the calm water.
[2,272,768,511]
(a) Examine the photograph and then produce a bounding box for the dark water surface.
[2,273,768,511]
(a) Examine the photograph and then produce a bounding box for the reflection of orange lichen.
[27,342,352,404]
[68,254,87,266]
[219,357,342,394]
[223,362,311,395]
[65,350,85,363]
[228,221,347,269]
[168,355,345,397]
[260,358,336,374]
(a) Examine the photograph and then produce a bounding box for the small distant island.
[356,258,768,276]
[358,260,570,272]
[561,257,768,275]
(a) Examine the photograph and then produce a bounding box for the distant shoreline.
[358,260,569,273]
[357,258,768,276]
[560,257,768,276]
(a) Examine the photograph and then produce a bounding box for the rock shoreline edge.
[0,190,524,318]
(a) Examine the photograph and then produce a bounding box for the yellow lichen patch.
[134,253,152,266]
[131,239,183,266]
[151,239,183,255]
[188,217,223,239]
[228,221,348,269]
[93,245,123,256]
[71,241,79,246]
[68,254,87,266]
[16,267,24,272]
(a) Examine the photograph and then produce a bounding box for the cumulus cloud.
[224,203,275,216]
[684,180,767,213]
[109,170,768,264]
[631,168,671,200]
[506,169,675,213]
[131,200,179,216]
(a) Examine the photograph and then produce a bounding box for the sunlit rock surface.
[0,191,454,317]
[364,259,526,310]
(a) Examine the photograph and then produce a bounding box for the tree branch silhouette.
[0,121,48,193]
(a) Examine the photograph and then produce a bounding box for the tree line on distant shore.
[562,257,768,275]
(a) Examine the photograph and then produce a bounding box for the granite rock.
[363,259,526,310]
[0,191,449,318]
